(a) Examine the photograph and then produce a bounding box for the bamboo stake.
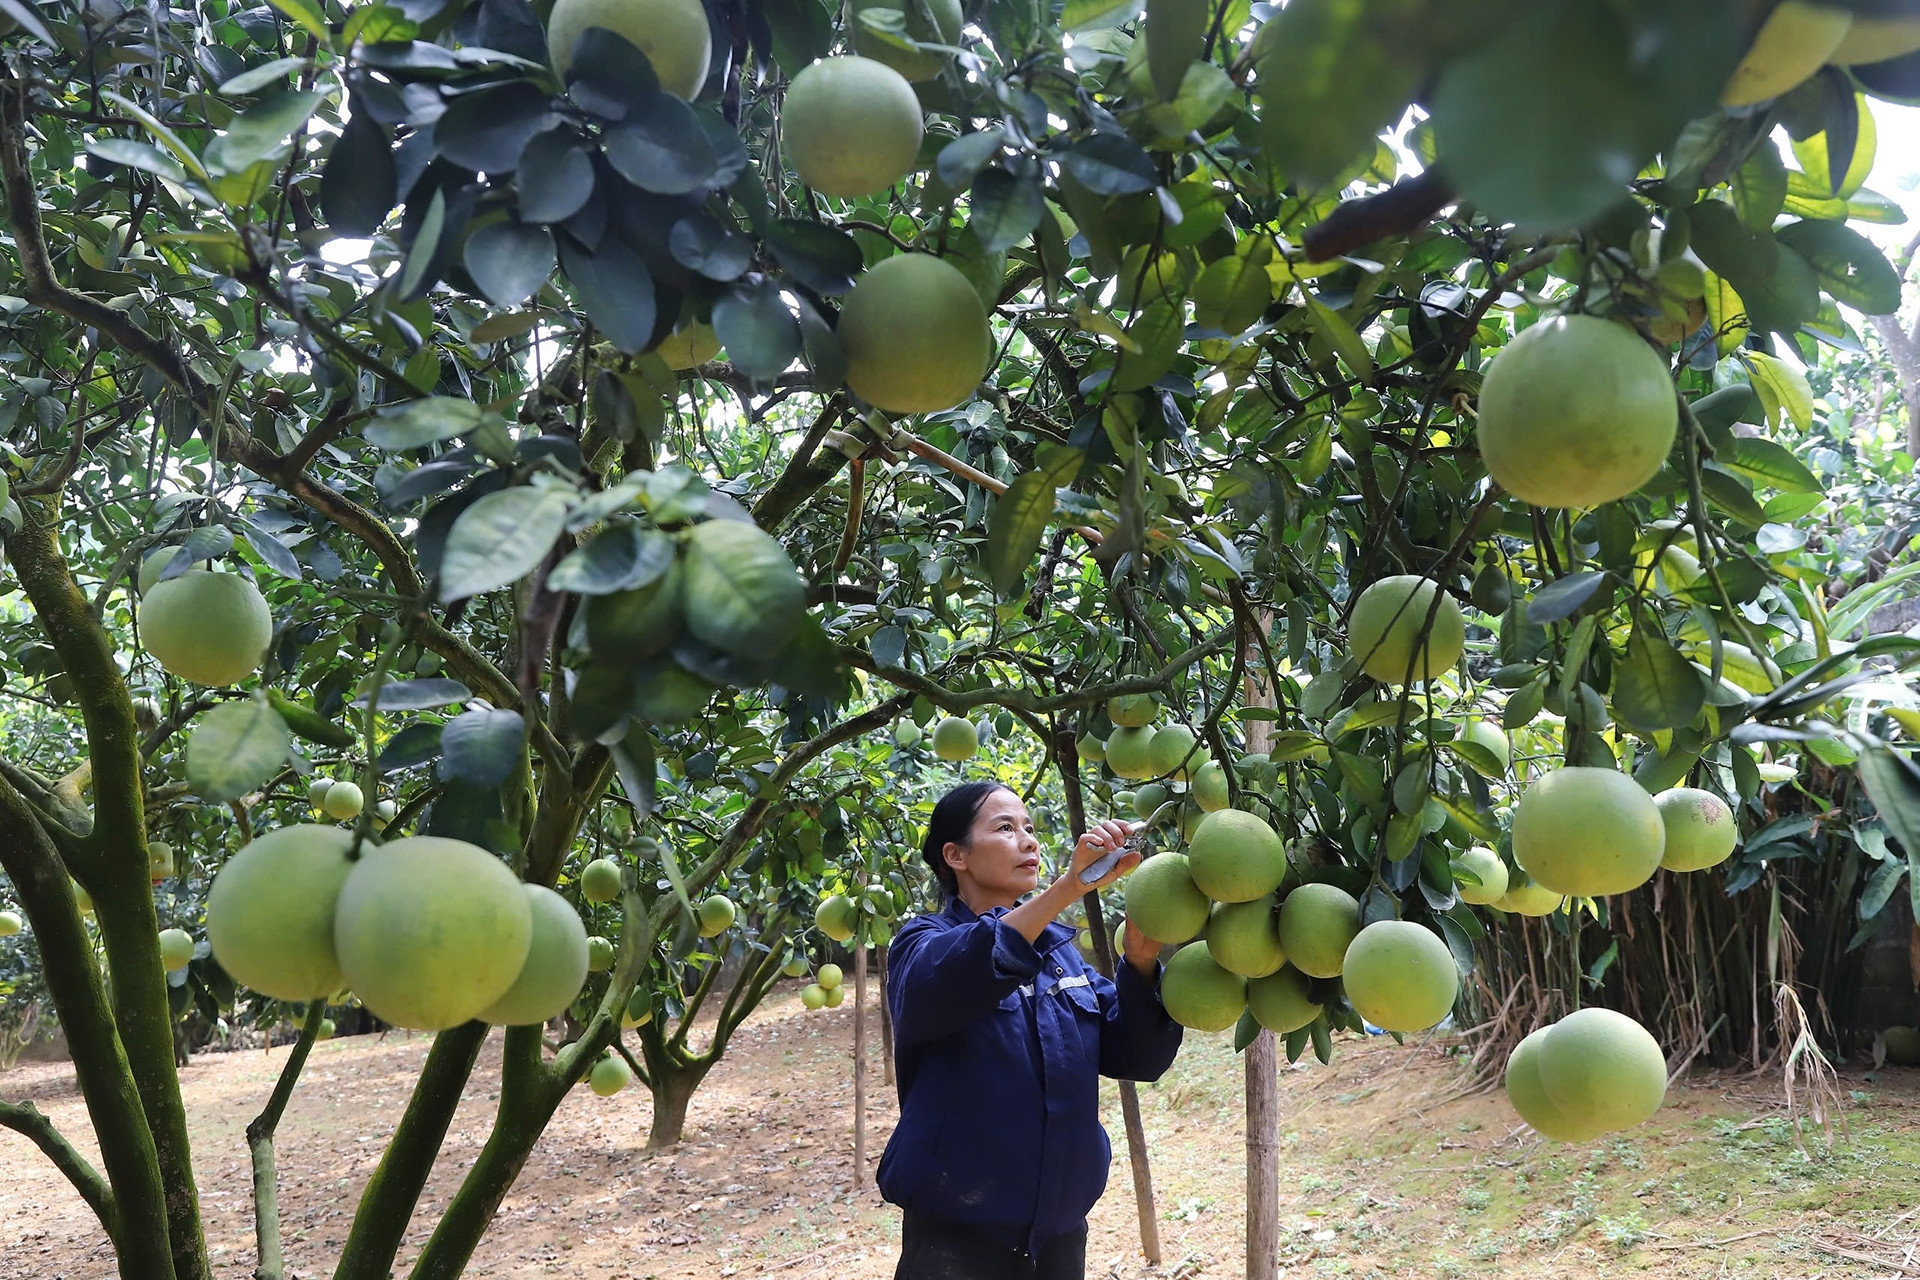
[1242,620,1279,1280]
[853,943,868,1189]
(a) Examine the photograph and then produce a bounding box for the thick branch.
[0,1098,115,1233]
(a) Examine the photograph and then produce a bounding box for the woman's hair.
[921,780,1013,899]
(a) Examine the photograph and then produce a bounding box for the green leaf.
[438,486,574,602]
[187,699,292,804]
[366,397,494,450]
[1731,143,1787,232]
[970,164,1046,254]
[682,518,808,654]
[203,90,326,175]
[1146,0,1210,102]
[985,450,1084,599]
[1725,437,1821,494]
[1191,247,1273,335]
[712,278,801,380]
[1741,350,1815,431]
[398,187,447,302]
[321,111,396,238]
[439,708,526,788]
[102,92,209,180]
[1304,297,1373,384]
[219,56,310,97]
[1258,0,1420,190]
[85,138,188,184]
[1062,0,1132,31]
[1232,1009,1263,1053]
[1776,219,1903,316]
[352,679,472,711]
[462,219,555,309]
[1700,466,1768,528]
[1108,300,1183,393]
[557,234,657,355]
[1613,623,1705,732]
[1858,748,1920,928]
[268,0,331,42]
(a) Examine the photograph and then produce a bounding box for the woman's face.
[946,788,1041,906]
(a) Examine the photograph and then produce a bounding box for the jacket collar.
[943,895,1076,954]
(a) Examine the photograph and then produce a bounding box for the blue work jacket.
[876,897,1183,1256]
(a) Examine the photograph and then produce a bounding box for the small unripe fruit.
[822,982,846,1007]
[588,1054,632,1097]
[816,962,844,990]
[696,895,735,937]
[321,781,364,821]
[585,935,615,972]
[800,983,828,1010]
[159,928,195,972]
[580,857,623,904]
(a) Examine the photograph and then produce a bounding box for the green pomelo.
[623,989,654,1027]
[1458,719,1510,776]
[654,321,720,370]
[930,715,979,761]
[1123,852,1210,944]
[1505,1026,1601,1142]
[1206,893,1285,978]
[480,885,590,1026]
[1076,733,1106,763]
[1475,314,1679,509]
[781,953,810,978]
[696,895,736,937]
[1495,880,1565,917]
[1178,805,1204,842]
[1348,575,1465,684]
[307,778,334,810]
[159,928,195,972]
[1454,846,1509,906]
[894,720,923,747]
[1191,760,1230,812]
[1537,1007,1668,1134]
[800,983,828,1010]
[585,935,615,972]
[0,910,21,937]
[1133,781,1171,822]
[137,546,178,596]
[1112,790,1137,814]
[1161,942,1248,1032]
[817,962,844,990]
[1512,767,1666,897]
[1107,692,1160,727]
[148,840,175,882]
[839,254,991,415]
[321,780,364,821]
[1188,809,1285,903]
[1831,15,1920,64]
[205,825,356,1001]
[1104,725,1159,779]
[783,56,924,199]
[317,1018,335,1039]
[683,519,807,654]
[1148,724,1204,780]
[332,836,533,1031]
[1721,0,1852,105]
[823,982,846,1006]
[1884,1026,1920,1066]
[1247,967,1322,1035]
[816,893,857,942]
[580,857,623,903]
[588,1054,632,1097]
[1655,787,1738,872]
[547,0,712,99]
[851,0,962,79]
[1342,920,1459,1033]
[142,570,273,686]
[1275,882,1361,979]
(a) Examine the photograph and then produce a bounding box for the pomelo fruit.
[1512,767,1665,897]
[1655,787,1738,872]
[1457,720,1510,776]
[1341,920,1458,1033]
[782,56,924,199]
[1722,1,1852,105]
[332,836,533,1031]
[1495,879,1565,917]
[1536,1007,1667,1134]
[1206,893,1285,978]
[1187,809,1285,903]
[1276,883,1361,978]
[894,720,923,747]
[1454,846,1509,906]
[1884,1026,1920,1066]
[0,910,21,937]
[142,570,273,686]
[1191,760,1230,812]
[654,321,720,370]
[480,885,591,1025]
[321,780,364,821]
[1348,575,1465,684]
[159,927,195,972]
[1178,805,1204,843]
[817,962,844,990]
[1104,725,1158,779]
[138,546,179,595]
[1161,941,1248,1032]
[317,1018,335,1039]
[850,0,962,80]
[780,952,810,978]
[372,799,396,829]
[580,856,623,904]
[800,983,828,1010]
[838,254,991,415]
[1107,692,1160,727]
[547,0,712,99]
[1504,1025,1600,1142]
[1475,314,1678,509]
[1148,724,1204,780]
[205,825,356,1001]
[823,982,846,1006]
[696,894,735,937]
[585,934,615,972]
[1076,733,1107,763]
[816,893,857,942]
[1247,967,1322,1035]
[1133,781,1171,823]
[930,716,979,761]
[588,1054,632,1097]
[1125,852,1211,944]
[73,882,93,917]
[148,840,175,882]
[307,778,335,810]
[1830,15,1920,64]
[623,988,654,1027]
[1113,790,1137,814]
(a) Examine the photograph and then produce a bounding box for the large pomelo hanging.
[782,56,925,199]
[1511,767,1665,897]
[838,255,992,415]
[478,885,590,1026]
[547,0,712,100]
[206,825,356,1001]
[1537,1007,1668,1134]
[142,570,273,686]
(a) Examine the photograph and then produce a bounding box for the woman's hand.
[1068,819,1140,891]
[1119,917,1161,975]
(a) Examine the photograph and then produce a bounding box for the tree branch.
[246,1002,325,1280]
[0,1098,115,1233]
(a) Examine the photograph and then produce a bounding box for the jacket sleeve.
[888,913,1044,1049]
[1095,959,1184,1082]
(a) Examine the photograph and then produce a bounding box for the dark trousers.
[893,1211,1087,1279]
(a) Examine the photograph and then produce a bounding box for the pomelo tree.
[3,0,1920,1278]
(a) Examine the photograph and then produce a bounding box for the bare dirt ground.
[4,980,1919,1279]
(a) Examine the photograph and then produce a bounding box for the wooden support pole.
[853,942,868,1188]
[1243,617,1279,1280]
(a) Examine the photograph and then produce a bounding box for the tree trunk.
[1058,734,1161,1265]
[877,943,894,1086]
[853,944,868,1187]
[1242,618,1280,1280]
[646,1062,710,1149]
[1868,313,1920,458]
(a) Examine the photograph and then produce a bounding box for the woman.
[877,780,1184,1279]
